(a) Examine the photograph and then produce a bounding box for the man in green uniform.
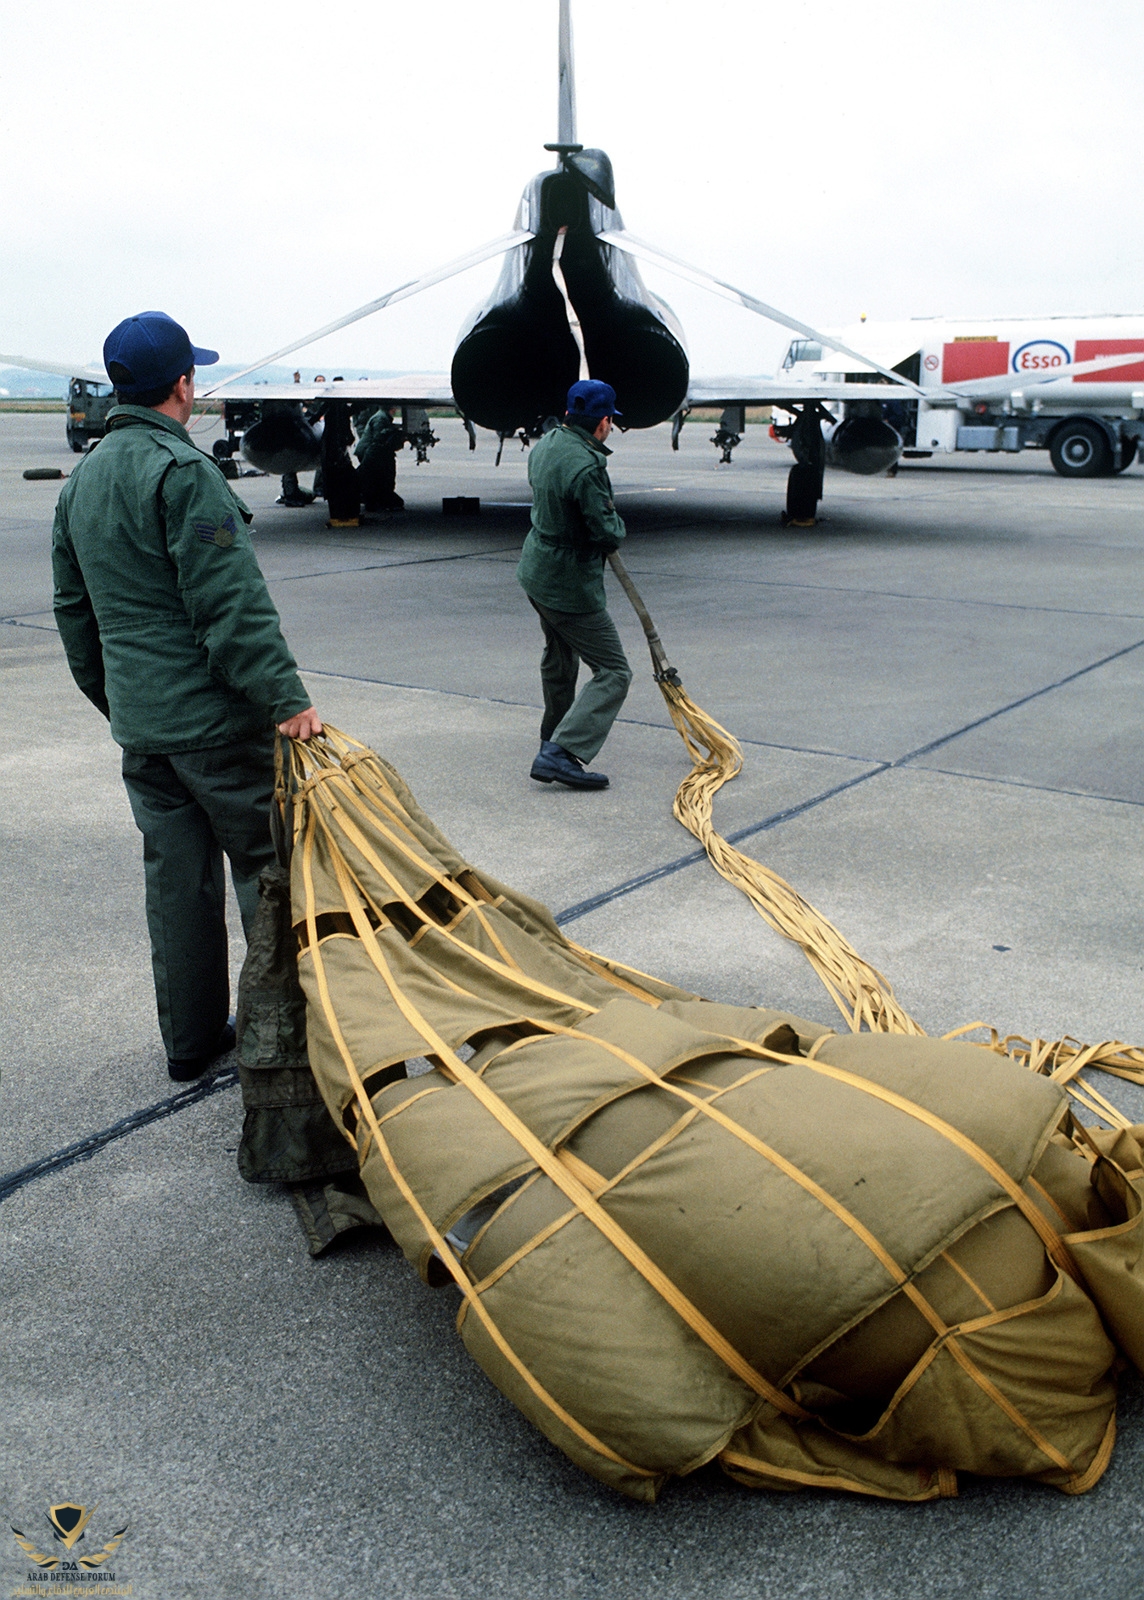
[52,311,322,1081]
[516,380,632,791]
[354,405,405,511]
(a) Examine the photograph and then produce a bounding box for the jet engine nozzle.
[241,402,322,475]
[826,413,902,476]
[451,159,688,435]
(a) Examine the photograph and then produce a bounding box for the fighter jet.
[200,0,1144,522]
[7,0,1142,525]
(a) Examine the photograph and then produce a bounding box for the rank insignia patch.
[194,513,237,547]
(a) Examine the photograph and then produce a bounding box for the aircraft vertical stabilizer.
[557,0,576,145]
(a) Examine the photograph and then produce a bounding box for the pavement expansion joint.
[894,635,1144,766]
[0,1066,240,1206]
[614,563,1144,622]
[916,763,1144,810]
[555,765,888,926]
[268,545,521,585]
[300,665,543,713]
[2,615,58,632]
[299,666,888,766]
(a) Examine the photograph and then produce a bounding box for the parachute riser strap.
[606,552,680,685]
[602,567,919,1036]
[271,731,297,866]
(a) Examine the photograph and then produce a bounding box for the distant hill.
[0,368,68,398]
[0,362,429,399]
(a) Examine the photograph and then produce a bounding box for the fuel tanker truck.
[780,315,1144,477]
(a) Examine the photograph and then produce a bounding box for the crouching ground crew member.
[52,311,323,1082]
[517,379,632,790]
[355,405,405,511]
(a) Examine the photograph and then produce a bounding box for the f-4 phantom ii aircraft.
[7,0,1143,526]
[193,0,934,523]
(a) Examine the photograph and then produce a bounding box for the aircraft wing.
[0,352,108,382]
[689,347,1144,411]
[686,377,914,407]
[214,377,455,405]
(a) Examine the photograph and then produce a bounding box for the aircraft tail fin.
[557,0,576,144]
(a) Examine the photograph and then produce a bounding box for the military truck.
[66,376,116,452]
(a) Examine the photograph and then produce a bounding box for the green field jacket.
[516,424,626,614]
[52,405,311,753]
[354,409,403,459]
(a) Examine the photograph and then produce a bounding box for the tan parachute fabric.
[606,552,1144,1111]
[280,727,1144,1503]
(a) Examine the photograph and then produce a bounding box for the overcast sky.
[2,0,1142,380]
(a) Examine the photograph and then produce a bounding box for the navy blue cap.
[103,311,219,396]
[566,379,621,419]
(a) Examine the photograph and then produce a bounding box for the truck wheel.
[1115,441,1138,472]
[66,429,86,453]
[1049,421,1111,477]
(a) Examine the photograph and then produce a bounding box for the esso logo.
[923,353,939,371]
[1012,339,1070,374]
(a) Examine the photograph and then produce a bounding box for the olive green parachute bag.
[273,727,1144,1503]
[234,860,389,1255]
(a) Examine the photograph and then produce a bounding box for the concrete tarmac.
[3,411,1143,1599]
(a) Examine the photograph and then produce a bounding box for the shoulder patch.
[194,512,238,548]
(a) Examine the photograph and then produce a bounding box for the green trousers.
[529,599,633,764]
[121,735,277,1063]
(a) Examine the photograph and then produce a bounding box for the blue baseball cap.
[566,379,621,419]
[103,311,219,396]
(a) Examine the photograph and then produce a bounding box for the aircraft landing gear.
[775,401,831,526]
[711,405,745,464]
[401,405,439,465]
[212,437,240,480]
[781,462,822,527]
[321,400,361,526]
[495,429,532,466]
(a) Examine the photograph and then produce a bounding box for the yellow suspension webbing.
[607,552,1144,1109]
